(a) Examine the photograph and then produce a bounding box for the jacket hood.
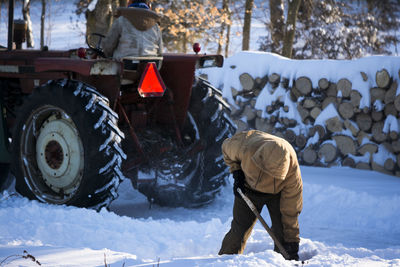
[251,139,290,180]
[116,7,161,31]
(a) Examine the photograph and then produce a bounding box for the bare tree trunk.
[86,0,115,39]
[22,0,34,48]
[242,0,254,50]
[182,32,188,53]
[225,21,231,57]
[225,1,232,57]
[282,0,301,58]
[269,0,284,53]
[40,0,46,50]
[217,0,229,55]
[119,0,128,7]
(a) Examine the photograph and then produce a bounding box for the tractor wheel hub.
[35,115,84,194]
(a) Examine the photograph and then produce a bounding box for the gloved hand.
[283,242,299,261]
[232,169,246,197]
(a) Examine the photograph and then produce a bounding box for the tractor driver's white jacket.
[102,7,163,60]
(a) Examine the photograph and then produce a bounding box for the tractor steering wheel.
[86,33,106,58]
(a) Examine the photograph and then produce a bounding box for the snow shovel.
[237,188,290,260]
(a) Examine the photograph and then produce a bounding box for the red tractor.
[0,0,235,209]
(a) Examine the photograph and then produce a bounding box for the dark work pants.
[218,190,284,255]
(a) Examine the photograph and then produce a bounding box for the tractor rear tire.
[137,77,236,207]
[0,163,11,192]
[12,79,125,209]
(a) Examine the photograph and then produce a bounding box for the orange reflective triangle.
[138,62,166,97]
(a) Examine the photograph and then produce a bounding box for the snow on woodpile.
[200,51,400,177]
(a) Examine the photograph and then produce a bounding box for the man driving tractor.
[102,0,163,60]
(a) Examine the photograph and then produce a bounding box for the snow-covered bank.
[1,166,399,266]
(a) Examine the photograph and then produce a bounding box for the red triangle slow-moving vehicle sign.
[138,62,166,97]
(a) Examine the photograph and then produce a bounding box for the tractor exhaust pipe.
[8,0,14,50]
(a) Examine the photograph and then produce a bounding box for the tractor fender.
[159,53,223,128]
[34,58,123,77]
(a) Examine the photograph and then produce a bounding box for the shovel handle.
[237,188,291,260]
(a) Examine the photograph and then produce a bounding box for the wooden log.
[233,119,249,133]
[310,125,326,139]
[343,119,359,137]
[280,77,290,89]
[326,116,343,133]
[356,113,372,132]
[255,117,274,133]
[337,78,352,98]
[268,73,280,84]
[342,157,356,168]
[371,161,392,175]
[318,143,337,163]
[358,143,378,156]
[370,87,386,103]
[384,159,395,172]
[371,110,383,122]
[327,83,338,97]
[266,105,275,114]
[338,102,355,119]
[269,115,277,124]
[295,134,307,149]
[303,98,317,109]
[389,131,399,141]
[290,87,302,101]
[255,75,269,90]
[384,81,397,104]
[250,99,257,108]
[384,103,397,117]
[355,162,371,170]
[287,119,297,128]
[284,129,296,143]
[362,106,370,113]
[318,78,330,90]
[239,73,255,91]
[356,131,371,145]
[398,154,400,168]
[376,68,390,89]
[302,146,317,165]
[297,105,310,122]
[322,96,338,110]
[230,104,242,117]
[395,94,400,112]
[283,105,289,113]
[231,87,240,98]
[360,71,368,81]
[382,142,394,153]
[310,107,322,120]
[254,88,262,97]
[333,135,356,155]
[350,90,362,108]
[371,121,387,143]
[393,140,400,153]
[282,117,291,127]
[243,105,256,121]
[295,76,312,96]
[274,131,285,139]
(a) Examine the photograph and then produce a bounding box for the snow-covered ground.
[1,166,400,266]
[0,1,400,266]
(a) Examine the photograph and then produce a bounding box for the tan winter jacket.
[222,130,303,242]
[102,7,163,60]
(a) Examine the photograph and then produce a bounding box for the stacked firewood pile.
[227,69,400,177]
